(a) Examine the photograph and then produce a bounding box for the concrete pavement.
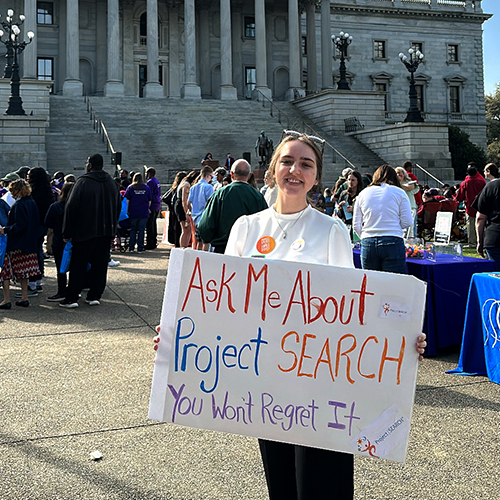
[0,241,499,500]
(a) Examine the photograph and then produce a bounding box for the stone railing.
[333,0,483,12]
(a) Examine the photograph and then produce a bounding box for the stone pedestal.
[181,84,202,99]
[0,115,48,172]
[220,85,237,100]
[293,89,386,133]
[63,80,84,97]
[352,122,454,181]
[253,86,272,101]
[104,81,125,97]
[144,83,164,98]
[0,78,52,119]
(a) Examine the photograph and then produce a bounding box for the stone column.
[168,8,181,98]
[286,0,303,100]
[220,0,237,99]
[22,0,37,79]
[63,0,83,95]
[254,0,271,100]
[305,0,317,93]
[320,0,332,90]
[122,0,135,95]
[182,0,201,98]
[144,0,163,97]
[104,0,124,95]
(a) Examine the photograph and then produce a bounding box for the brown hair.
[370,164,401,188]
[201,166,213,178]
[485,163,499,178]
[58,182,74,202]
[171,171,187,190]
[132,172,144,185]
[268,134,324,185]
[347,171,363,196]
[9,179,32,199]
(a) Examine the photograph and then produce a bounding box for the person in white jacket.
[353,164,413,274]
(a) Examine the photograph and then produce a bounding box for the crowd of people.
[0,157,164,309]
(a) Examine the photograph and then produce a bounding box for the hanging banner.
[149,249,426,462]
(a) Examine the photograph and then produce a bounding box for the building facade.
[0,0,491,144]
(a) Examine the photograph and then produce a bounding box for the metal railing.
[254,89,357,169]
[84,95,122,175]
[415,163,444,186]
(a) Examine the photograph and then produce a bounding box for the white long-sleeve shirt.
[225,205,354,268]
[353,183,413,240]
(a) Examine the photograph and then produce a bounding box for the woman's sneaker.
[59,299,79,308]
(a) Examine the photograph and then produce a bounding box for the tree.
[448,126,487,180]
[485,83,500,165]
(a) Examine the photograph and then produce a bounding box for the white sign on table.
[149,249,426,463]
[434,212,454,244]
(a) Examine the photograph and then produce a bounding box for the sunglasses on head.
[281,130,326,157]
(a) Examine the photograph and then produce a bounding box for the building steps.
[45,96,387,186]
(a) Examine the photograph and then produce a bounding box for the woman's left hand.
[416,333,426,361]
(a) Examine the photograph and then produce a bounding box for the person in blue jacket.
[0,179,41,308]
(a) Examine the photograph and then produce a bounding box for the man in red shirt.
[454,163,486,247]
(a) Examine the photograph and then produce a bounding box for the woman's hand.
[416,333,426,361]
[346,205,353,213]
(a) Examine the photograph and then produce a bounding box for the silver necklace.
[272,207,306,239]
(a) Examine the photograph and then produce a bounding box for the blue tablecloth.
[353,250,496,355]
[448,272,500,384]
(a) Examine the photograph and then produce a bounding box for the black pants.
[259,439,354,500]
[66,236,112,303]
[213,244,226,254]
[146,210,159,249]
[52,243,67,296]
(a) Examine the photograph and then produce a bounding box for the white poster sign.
[149,250,426,463]
[434,212,454,244]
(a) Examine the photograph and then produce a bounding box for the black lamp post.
[0,9,22,78]
[332,31,353,90]
[399,48,424,123]
[0,9,34,116]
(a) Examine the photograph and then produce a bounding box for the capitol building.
[0,0,491,177]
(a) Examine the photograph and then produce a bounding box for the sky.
[482,0,499,95]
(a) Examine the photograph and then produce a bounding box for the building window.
[415,85,424,112]
[140,13,147,45]
[411,42,423,54]
[375,82,388,111]
[244,17,255,38]
[38,57,53,92]
[302,36,307,56]
[373,40,387,60]
[449,86,460,113]
[37,2,53,24]
[245,67,256,99]
[37,58,53,80]
[447,44,459,63]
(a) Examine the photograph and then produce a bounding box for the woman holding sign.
[155,131,426,500]
[224,132,425,500]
